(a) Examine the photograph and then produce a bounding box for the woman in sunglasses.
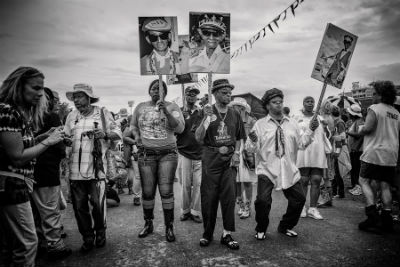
[189,13,230,74]
[140,17,181,75]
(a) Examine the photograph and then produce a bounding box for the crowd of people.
[0,66,399,266]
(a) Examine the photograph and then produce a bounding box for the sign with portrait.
[188,12,230,74]
[138,16,180,75]
[311,23,358,89]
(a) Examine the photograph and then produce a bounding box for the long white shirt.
[245,115,314,190]
[294,113,328,169]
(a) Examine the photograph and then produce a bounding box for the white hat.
[229,97,251,113]
[66,83,99,103]
[346,103,362,117]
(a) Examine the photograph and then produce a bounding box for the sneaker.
[80,241,94,253]
[307,207,323,220]
[191,215,203,223]
[220,234,239,250]
[133,197,141,206]
[300,206,307,218]
[47,241,72,260]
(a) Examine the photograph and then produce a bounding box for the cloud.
[356,62,400,84]
[29,56,89,68]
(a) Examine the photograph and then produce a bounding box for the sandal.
[278,228,298,237]
[220,234,240,250]
[254,232,266,240]
[200,238,211,247]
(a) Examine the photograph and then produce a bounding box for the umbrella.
[326,95,360,109]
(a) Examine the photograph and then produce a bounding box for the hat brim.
[211,84,234,93]
[66,91,99,103]
[200,25,225,32]
[186,88,200,95]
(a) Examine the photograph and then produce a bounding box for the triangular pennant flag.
[262,27,267,38]
[244,43,248,51]
[273,14,281,28]
[282,9,288,20]
[268,24,275,33]
[254,31,261,42]
[291,0,300,16]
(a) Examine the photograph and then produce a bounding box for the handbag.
[242,150,256,171]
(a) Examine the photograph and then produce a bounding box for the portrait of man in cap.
[139,17,181,75]
[188,12,230,74]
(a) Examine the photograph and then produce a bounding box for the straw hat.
[229,97,251,113]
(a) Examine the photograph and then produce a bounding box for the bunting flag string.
[230,0,306,59]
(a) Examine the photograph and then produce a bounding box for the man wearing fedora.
[346,104,364,196]
[246,88,319,240]
[140,17,181,75]
[64,83,122,252]
[176,86,203,223]
[195,79,245,250]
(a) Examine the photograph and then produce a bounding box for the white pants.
[128,159,141,198]
[177,153,202,216]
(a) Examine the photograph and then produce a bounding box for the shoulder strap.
[100,107,107,133]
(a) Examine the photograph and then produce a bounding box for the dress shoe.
[138,220,153,238]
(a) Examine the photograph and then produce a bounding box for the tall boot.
[138,209,154,238]
[359,205,382,233]
[381,210,394,233]
[164,209,175,242]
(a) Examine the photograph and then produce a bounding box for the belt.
[206,146,234,155]
[138,147,177,156]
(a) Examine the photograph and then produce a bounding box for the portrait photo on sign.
[167,73,198,85]
[311,23,358,89]
[138,16,180,75]
[188,12,230,74]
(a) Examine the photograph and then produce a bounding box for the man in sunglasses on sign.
[189,13,230,73]
[140,17,181,75]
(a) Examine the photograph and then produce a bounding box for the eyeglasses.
[201,29,224,37]
[147,32,170,42]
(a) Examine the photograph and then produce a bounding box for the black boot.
[164,209,175,242]
[359,205,382,233]
[139,208,154,238]
[381,210,394,233]
[138,219,153,238]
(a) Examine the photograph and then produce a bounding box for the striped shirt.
[64,106,122,180]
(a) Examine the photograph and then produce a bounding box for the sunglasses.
[186,92,197,97]
[202,30,224,37]
[147,32,170,42]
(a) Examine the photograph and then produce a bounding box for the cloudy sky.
[0,0,399,113]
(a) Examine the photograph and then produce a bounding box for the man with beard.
[189,13,230,73]
[195,79,245,250]
[140,17,181,75]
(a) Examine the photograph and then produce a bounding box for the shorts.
[359,161,395,184]
[299,167,324,177]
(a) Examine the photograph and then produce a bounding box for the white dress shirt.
[245,115,314,190]
[188,45,230,73]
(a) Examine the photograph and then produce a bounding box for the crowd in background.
[0,66,399,266]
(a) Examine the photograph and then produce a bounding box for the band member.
[246,88,319,240]
[195,79,245,250]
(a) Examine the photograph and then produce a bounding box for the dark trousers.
[201,148,236,240]
[138,151,177,224]
[350,151,362,187]
[332,158,344,197]
[70,180,106,243]
[254,175,305,232]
